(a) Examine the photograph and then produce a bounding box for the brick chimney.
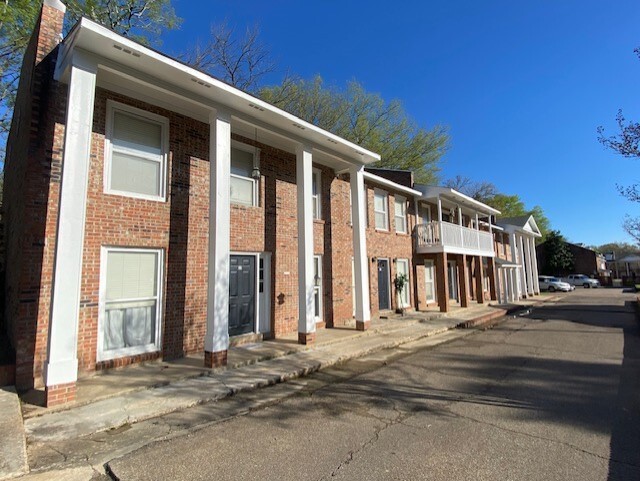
[35,0,66,64]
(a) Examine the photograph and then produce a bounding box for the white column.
[45,57,97,390]
[509,233,520,299]
[437,197,443,222]
[530,238,540,294]
[524,235,535,296]
[204,110,231,363]
[518,234,529,297]
[503,268,510,303]
[350,166,371,327]
[508,268,515,302]
[297,144,316,342]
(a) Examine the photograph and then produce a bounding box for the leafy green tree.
[442,176,551,241]
[0,0,180,143]
[595,242,640,260]
[260,75,449,184]
[541,230,574,276]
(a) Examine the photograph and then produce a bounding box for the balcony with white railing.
[415,221,495,257]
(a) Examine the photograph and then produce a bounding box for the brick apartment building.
[3,1,440,406]
[2,1,542,408]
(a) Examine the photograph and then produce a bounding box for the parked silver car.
[538,276,573,292]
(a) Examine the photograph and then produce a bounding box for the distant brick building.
[536,241,607,278]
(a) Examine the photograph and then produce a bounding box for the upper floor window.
[230,144,259,206]
[374,189,389,231]
[312,169,322,219]
[394,195,407,234]
[106,101,168,201]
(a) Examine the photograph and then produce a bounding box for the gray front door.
[378,259,391,310]
[229,255,256,337]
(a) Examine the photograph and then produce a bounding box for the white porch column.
[204,110,231,368]
[503,268,509,303]
[508,268,516,302]
[45,56,97,406]
[518,234,529,297]
[509,233,521,299]
[524,235,535,296]
[296,144,316,344]
[530,238,541,294]
[437,197,443,222]
[350,166,371,330]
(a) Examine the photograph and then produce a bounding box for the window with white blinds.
[230,146,258,206]
[374,189,388,230]
[394,195,407,233]
[106,102,168,200]
[99,248,163,361]
[312,169,322,219]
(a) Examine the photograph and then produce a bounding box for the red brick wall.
[3,3,67,389]
[365,183,416,316]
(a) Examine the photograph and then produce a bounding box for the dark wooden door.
[229,255,256,337]
[377,259,390,310]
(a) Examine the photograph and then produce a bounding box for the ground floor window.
[396,259,410,307]
[98,247,163,361]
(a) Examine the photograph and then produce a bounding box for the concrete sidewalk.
[4,297,557,480]
[23,302,531,444]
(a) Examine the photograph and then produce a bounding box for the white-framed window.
[396,259,410,307]
[424,259,436,303]
[98,247,163,361]
[230,142,259,206]
[312,168,322,219]
[314,255,323,321]
[105,101,168,201]
[374,189,388,231]
[394,195,407,234]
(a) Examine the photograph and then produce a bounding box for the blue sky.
[163,0,640,247]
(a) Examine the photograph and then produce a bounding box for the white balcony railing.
[415,221,495,256]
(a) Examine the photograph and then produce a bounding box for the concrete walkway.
[23,302,531,444]
[2,297,556,480]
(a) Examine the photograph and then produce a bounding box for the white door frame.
[447,259,458,301]
[396,258,410,308]
[313,254,323,322]
[424,259,436,304]
[258,252,272,335]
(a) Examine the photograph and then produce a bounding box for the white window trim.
[97,246,164,362]
[104,100,169,202]
[374,189,389,231]
[394,195,407,234]
[312,168,322,220]
[230,140,260,207]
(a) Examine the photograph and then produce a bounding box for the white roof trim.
[58,18,381,165]
[499,215,542,238]
[417,186,501,215]
[362,172,422,197]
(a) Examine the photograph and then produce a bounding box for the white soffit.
[57,19,380,166]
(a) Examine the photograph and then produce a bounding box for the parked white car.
[562,274,600,288]
[538,276,573,292]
